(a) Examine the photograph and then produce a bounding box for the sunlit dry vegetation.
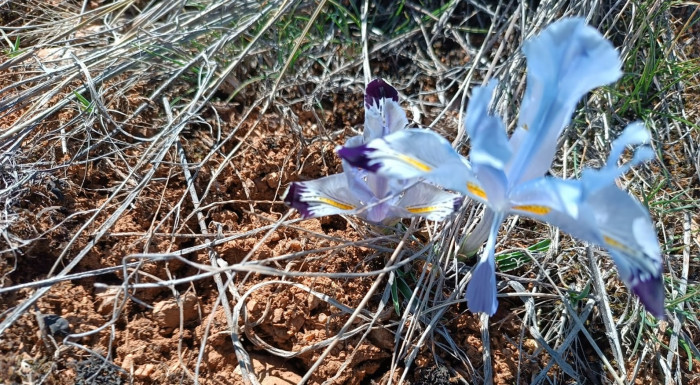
[0,1,698,384]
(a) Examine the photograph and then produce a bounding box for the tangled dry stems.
[0,0,698,384]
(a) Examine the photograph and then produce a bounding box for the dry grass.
[0,0,698,384]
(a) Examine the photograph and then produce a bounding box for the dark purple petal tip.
[453,196,464,213]
[632,275,666,319]
[365,78,398,107]
[283,182,313,218]
[336,144,380,173]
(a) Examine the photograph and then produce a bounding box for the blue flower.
[337,19,664,318]
[283,79,462,224]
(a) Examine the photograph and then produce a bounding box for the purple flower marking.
[335,145,381,173]
[632,277,665,318]
[283,78,462,224]
[282,182,312,218]
[365,78,399,107]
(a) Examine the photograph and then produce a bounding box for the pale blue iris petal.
[508,177,599,243]
[509,176,660,264]
[581,122,655,194]
[472,164,509,209]
[390,182,463,221]
[363,78,401,141]
[466,254,498,315]
[341,135,389,219]
[341,159,375,204]
[466,80,513,170]
[365,172,391,200]
[460,208,495,257]
[599,122,654,182]
[359,198,393,223]
[466,212,505,315]
[585,185,662,274]
[283,174,366,219]
[510,18,623,185]
[585,185,664,317]
[387,175,413,195]
[364,99,409,142]
[364,104,385,142]
[508,177,664,318]
[605,122,651,165]
[285,78,464,224]
[344,135,364,147]
[337,129,472,194]
[508,107,572,186]
[384,100,409,137]
[607,248,665,318]
[522,18,622,105]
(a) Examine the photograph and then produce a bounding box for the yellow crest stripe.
[397,154,432,172]
[406,206,439,214]
[512,205,552,215]
[603,235,631,253]
[317,197,355,210]
[467,183,487,199]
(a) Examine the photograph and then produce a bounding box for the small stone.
[43,314,70,337]
[121,354,134,372]
[307,294,320,311]
[272,308,284,323]
[369,326,394,350]
[246,299,258,314]
[153,292,198,329]
[96,287,121,315]
[265,172,279,188]
[134,363,156,379]
[523,338,538,352]
[288,240,302,252]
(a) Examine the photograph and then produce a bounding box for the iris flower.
[337,18,664,318]
[283,78,462,224]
